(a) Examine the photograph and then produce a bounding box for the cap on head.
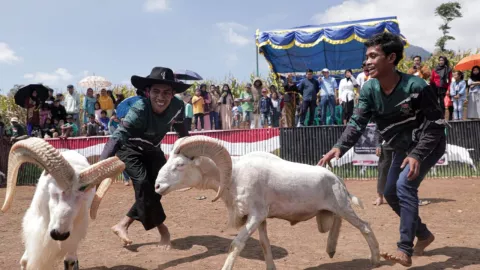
[245,83,252,88]
[10,117,19,123]
[322,68,330,73]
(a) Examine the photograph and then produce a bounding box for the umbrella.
[78,75,112,90]
[174,69,203,81]
[14,84,51,108]
[116,96,142,119]
[455,54,480,71]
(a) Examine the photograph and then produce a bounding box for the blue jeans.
[260,112,272,127]
[320,95,336,125]
[384,138,446,256]
[452,97,465,120]
[122,171,130,182]
[210,111,220,130]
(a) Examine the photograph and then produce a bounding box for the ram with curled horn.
[155,135,380,270]
[1,138,125,270]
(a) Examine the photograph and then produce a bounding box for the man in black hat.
[100,67,191,249]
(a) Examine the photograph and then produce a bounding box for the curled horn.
[174,135,232,202]
[2,138,75,213]
[90,178,113,220]
[78,157,125,189]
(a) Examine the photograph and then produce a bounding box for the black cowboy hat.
[131,67,192,94]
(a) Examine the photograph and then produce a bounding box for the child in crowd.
[98,110,110,135]
[39,102,51,128]
[259,88,274,128]
[184,96,193,131]
[60,115,78,138]
[84,114,101,137]
[271,92,281,127]
[192,89,205,131]
[94,102,102,121]
[232,98,243,128]
[108,112,120,134]
[41,118,55,138]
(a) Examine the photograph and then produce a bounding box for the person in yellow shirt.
[98,88,115,117]
[192,89,205,131]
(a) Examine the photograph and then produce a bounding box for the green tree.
[435,2,462,52]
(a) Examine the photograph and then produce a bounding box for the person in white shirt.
[356,61,371,91]
[338,69,359,124]
[64,84,81,129]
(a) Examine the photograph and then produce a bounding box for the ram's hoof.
[328,251,336,258]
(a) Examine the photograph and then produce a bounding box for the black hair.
[413,55,422,61]
[89,114,95,118]
[365,32,404,66]
[455,70,464,80]
[306,69,313,73]
[100,110,107,115]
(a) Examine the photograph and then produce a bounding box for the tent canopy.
[256,16,408,74]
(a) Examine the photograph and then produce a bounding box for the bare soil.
[1,178,479,270]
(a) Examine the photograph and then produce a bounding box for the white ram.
[154,135,380,270]
[1,138,125,270]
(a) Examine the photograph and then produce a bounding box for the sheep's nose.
[155,184,160,190]
[50,229,70,241]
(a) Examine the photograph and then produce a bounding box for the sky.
[1,0,479,94]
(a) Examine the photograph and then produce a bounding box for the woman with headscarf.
[430,56,452,115]
[467,65,480,119]
[24,90,41,136]
[281,74,300,127]
[218,84,234,130]
[197,84,211,130]
[338,69,359,125]
[83,88,97,125]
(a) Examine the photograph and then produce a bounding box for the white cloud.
[216,22,252,47]
[0,42,21,64]
[23,68,74,86]
[143,0,170,12]
[311,0,480,52]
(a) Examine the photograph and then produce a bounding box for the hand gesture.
[375,147,381,157]
[400,156,420,181]
[317,148,341,167]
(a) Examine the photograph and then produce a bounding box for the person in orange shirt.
[98,88,115,117]
[192,89,205,131]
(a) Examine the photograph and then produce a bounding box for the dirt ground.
[0,178,479,270]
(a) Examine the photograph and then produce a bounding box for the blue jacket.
[259,96,274,114]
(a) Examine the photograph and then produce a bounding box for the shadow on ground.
[305,246,480,270]
[122,235,288,270]
[83,266,147,270]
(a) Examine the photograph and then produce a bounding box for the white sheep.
[1,138,125,270]
[154,135,380,270]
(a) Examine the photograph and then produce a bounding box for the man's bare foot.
[381,250,412,267]
[157,224,171,251]
[111,224,132,246]
[414,233,435,256]
[373,197,384,206]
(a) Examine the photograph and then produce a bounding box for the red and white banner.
[46,129,280,161]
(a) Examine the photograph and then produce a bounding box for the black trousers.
[300,99,316,126]
[184,117,192,131]
[116,145,167,231]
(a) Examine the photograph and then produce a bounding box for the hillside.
[405,44,432,60]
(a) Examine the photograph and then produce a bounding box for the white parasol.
[78,75,112,91]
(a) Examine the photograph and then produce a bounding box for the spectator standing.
[240,83,254,129]
[198,84,211,130]
[64,85,81,128]
[271,92,281,127]
[450,71,466,120]
[83,88,97,124]
[45,88,55,108]
[192,89,205,131]
[259,88,274,128]
[218,84,234,130]
[39,102,51,128]
[24,90,41,136]
[356,61,371,91]
[298,69,320,126]
[232,99,243,128]
[318,68,338,125]
[84,114,101,137]
[98,88,115,117]
[282,74,300,127]
[407,56,431,81]
[94,102,102,120]
[209,85,220,130]
[251,78,263,129]
[184,95,193,131]
[430,56,452,115]
[338,69,359,124]
[108,112,121,134]
[467,66,480,119]
[98,110,110,134]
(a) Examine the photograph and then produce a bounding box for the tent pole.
[256,44,259,77]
